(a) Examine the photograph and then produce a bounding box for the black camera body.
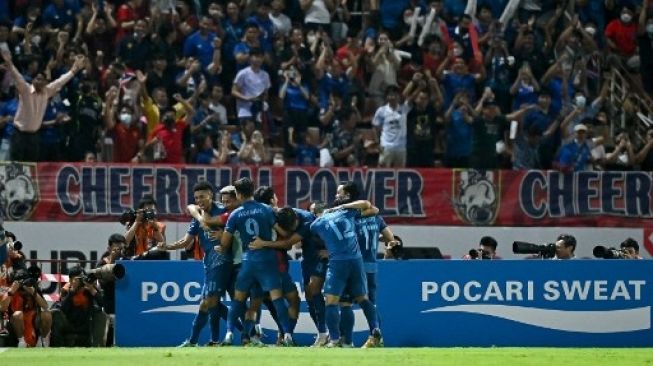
[120,208,156,225]
[142,209,156,221]
[593,246,626,259]
[469,248,492,260]
[388,242,404,259]
[513,241,557,259]
[12,265,41,288]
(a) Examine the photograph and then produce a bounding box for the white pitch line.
[0,348,7,353]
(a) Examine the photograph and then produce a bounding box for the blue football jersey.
[293,208,320,262]
[225,200,277,262]
[356,215,387,273]
[187,203,230,269]
[310,208,362,261]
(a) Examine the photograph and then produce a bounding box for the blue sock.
[358,299,379,333]
[271,298,292,335]
[218,302,229,320]
[325,304,341,341]
[289,316,297,334]
[313,294,327,333]
[306,298,318,327]
[339,306,355,344]
[227,300,246,334]
[208,306,221,342]
[376,308,382,329]
[189,311,208,344]
[244,319,256,339]
[264,297,282,333]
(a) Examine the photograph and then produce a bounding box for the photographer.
[554,234,577,260]
[464,236,501,260]
[51,266,108,347]
[620,238,643,259]
[123,195,167,259]
[1,230,25,270]
[0,267,52,347]
[98,234,130,315]
[384,235,404,260]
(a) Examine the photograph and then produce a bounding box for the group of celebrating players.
[157,177,397,348]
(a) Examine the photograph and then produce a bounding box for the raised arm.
[0,49,29,94]
[46,55,85,97]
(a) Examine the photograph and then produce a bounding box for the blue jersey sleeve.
[187,218,201,236]
[225,209,239,234]
[376,216,387,231]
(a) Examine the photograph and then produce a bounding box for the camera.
[8,240,23,252]
[389,242,404,258]
[119,208,156,225]
[142,209,156,221]
[593,246,626,259]
[82,264,126,283]
[11,265,41,288]
[468,248,491,260]
[513,241,557,259]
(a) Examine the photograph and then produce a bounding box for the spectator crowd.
[0,0,651,171]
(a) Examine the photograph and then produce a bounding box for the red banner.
[1,162,652,227]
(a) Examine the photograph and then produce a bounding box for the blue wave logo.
[421,304,651,333]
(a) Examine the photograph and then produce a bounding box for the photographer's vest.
[135,222,166,256]
[10,293,37,346]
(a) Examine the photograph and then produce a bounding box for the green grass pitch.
[1,347,652,366]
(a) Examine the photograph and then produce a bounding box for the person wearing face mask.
[563,80,610,143]
[146,98,194,164]
[637,7,653,94]
[103,87,145,163]
[556,123,593,172]
[115,0,144,44]
[605,6,638,58]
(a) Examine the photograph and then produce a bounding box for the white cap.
[574,124,588,132]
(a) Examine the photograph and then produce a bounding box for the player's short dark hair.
[310,201,327,215]
[276,207,298,232]
[620,238,639,252]
[480,236,498,250]
[193,181,215,194]
[138,194,157,209]
[254,186,275,205]
[108,233,127,246]
[557,233,577,252]
[341,181,360,200]
[234,177,255,198]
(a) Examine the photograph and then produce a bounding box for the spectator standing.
[404,74,441,167]
[372,86,408,168]
[238,129,271,165]
[1,49,84,162]
[232,48,271,125]
[330,108,361,167]
[556,123,592,172]
[183,16,218,70]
